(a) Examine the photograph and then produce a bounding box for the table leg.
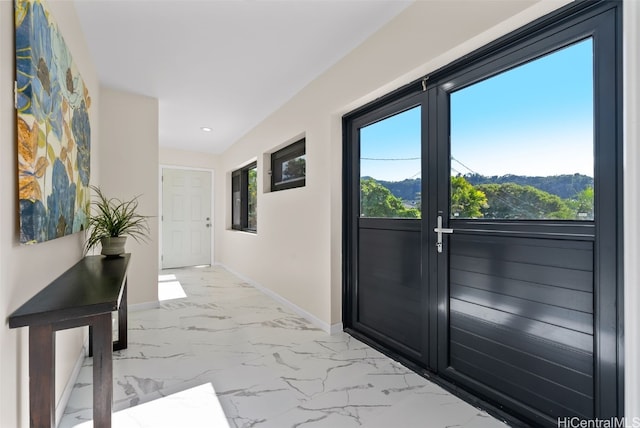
[115,279,128,351]
[92,314,113,428]
[29,324,55,428]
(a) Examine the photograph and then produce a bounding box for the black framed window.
[231,162,257,232]
[271,139,305,191]
[449,38,595,221]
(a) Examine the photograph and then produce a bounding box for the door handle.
[433,215,453,253]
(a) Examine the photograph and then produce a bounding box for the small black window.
[271,139,306,192]
[231,162,257,232]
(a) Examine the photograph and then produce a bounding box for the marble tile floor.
[59,266,509,428]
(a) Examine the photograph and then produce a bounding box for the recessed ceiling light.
[201,127,212,132]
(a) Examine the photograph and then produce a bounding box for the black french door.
[346,93,430,366]
[343,2,622,426]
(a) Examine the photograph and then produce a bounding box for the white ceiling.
[75,0,413,154]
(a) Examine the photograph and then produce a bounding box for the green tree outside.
[451,176,488,218]
[360,176,591,221]
[248,167,257,229]
[360,178,420,218]
[282,156,305,181]
[477,182,574,219]
[567,186,594,220]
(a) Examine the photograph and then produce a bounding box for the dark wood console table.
[8,254,130,428]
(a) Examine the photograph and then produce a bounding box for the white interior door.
[162,168,212,268]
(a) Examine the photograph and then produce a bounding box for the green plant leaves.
[85,185,151,253]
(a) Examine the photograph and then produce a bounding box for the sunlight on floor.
[158,274,187,301]
[70,383,229,428]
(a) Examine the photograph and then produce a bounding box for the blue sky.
[360,38,594,182]
[360,106,421,181]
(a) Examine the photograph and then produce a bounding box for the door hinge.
[421,77,428,92]
[14,81,18,109]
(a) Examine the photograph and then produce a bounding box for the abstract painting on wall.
[15,0,91,244]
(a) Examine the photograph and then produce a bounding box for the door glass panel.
[247,166,257,230]
[360,106,421,218]
[450,38,594,220]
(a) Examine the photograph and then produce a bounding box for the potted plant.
[85,186,151,257]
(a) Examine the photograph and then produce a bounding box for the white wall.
[0,2,100,426]
[215,0,568,330]
[99,87,159,305]
[624,0,640,421]
[159,147,219,171]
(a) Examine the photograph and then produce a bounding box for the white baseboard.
[216,264,343,335]
[56,342,86,427]
[129,301,160,312]
[330,322,344,335]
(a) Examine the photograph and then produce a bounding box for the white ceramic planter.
[100,236,127,257]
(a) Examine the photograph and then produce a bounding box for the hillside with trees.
[360,174,594,220]
[375,178,421,203]
[464,173,593,199]
[474,182,574,219]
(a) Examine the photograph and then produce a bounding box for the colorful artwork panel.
[15,0,91,243]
